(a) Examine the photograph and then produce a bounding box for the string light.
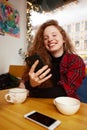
[26,1,41,49]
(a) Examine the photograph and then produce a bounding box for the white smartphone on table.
[24,110,61,130]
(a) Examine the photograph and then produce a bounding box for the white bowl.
[54,97,81,115]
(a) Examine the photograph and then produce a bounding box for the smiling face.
[43,25,64,57]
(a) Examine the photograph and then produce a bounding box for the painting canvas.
[0,0,20,37]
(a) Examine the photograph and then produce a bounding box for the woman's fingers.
[39,68,51,79]
[35,65,49,77]
[39,74,52,83]
[29,59,50,78]
[29,60,39,73]
[29,60,52,87]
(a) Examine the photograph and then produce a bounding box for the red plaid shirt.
[59,53,86,98]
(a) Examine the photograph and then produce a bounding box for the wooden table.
[0,89,87,130]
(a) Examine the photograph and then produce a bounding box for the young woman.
[19,19,86,99]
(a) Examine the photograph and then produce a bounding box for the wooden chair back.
[9,65,25,78]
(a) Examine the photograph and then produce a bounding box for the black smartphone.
[25,53,45,72]
[24,110,61,129]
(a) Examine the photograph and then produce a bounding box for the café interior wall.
[0,0,26,75]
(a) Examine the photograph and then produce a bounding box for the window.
[67,25,71,33]
[75,23,80,32]
[85,21,87,30]
[84,40,87,50]
[75,41,80,47]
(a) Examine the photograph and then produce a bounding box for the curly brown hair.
[22,19,75,87]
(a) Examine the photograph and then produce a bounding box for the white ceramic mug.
[5,88,28,104]
[53,97,80,115]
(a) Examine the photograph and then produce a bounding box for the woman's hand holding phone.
[29,60,52,87]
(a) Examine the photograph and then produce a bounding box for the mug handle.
[5,94,14,103]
